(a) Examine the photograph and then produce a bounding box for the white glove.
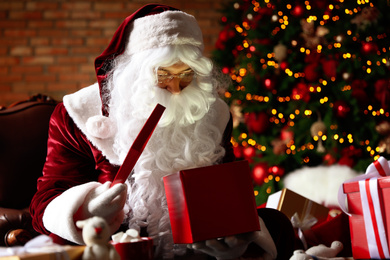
[188,217,277,260]
[43,181,127,245]
[76,182,127,231]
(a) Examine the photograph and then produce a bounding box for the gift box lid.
[343,176,390,194]
[266,188,329,224]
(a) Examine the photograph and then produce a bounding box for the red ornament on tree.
[323,153,337,165]
[374,79,390,110]
[243,146,256,162]
[245,112,270,134]
[291,4,304,17]
[333,100,350,118]
[321,59,338,79]
[233,144,244,159]
[361,41,378,54]
[291,82,310,102]
[337,156,355,168]
[222,67,230,74]
[269,165,285,177]
[281,126,294,141]
[252,162,269,186]
[304,63,319,82]
[264,78,276,91]
[351,79,369,108]
[280,61,289,70]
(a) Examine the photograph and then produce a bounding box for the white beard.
[108,80,225,257]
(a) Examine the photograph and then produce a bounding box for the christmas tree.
[212,0,390,205]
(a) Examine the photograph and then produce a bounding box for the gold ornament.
[310,120,327,153]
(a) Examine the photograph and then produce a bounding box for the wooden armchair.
[0,95,58,246]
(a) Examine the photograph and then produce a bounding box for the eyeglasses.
[156,69,195,86]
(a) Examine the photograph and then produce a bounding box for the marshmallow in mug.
[112,229,142,243]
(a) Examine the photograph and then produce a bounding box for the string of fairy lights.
[223,0,390,166]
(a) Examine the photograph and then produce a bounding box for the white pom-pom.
[86,115,116,139]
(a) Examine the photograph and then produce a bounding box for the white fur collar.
[63,84,230,166]
[63,83,120,165]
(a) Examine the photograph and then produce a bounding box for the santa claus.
[30,4,294,259]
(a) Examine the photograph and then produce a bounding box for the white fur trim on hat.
[86,115,117,139]
[126,10,204,55]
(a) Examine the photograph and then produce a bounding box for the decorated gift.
[340,156,390,259]
[163,160,260,244]
[266,188,330,249]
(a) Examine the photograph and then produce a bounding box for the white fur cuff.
[42,182,101,245]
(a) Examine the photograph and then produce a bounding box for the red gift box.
[163,160,260,244]
[341,157,390,259]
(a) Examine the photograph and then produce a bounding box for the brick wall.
[0,0,227,106]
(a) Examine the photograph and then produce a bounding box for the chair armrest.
[0,207,39,246]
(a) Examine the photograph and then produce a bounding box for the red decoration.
[337,156,355,168]
[222,67,230,74]
[323,153,337,165]
[245,112,270,134]
[264,77,276,91]
[252,162,269,186]
[351,79,369,107]
[291,82,310,102]
[215,26,236,50]
[281,126,294,141]
[304,63,319,82]
[341,145,362,158]
[280,61,289,70]
[361,41,378,55]
[269,165,285,177]
[243,146,256,162]
[321,59,338,79]
[333,100,350,118]
[233,145,244,159]
[291,4,304,17]
[374,79,390,110]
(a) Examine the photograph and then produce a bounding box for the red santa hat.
[95,4,204,117]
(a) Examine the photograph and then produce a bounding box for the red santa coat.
[29,83,235,240]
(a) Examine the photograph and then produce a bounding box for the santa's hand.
[81,182,127,220]
[188,217,277,260]
[43,181,127,244]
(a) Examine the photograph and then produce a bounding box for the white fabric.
[127,10,204,55]
[43,182,101,245]
[63,84,119,165]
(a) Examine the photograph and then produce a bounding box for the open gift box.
[341,156,390,259]
[163,160,260,244]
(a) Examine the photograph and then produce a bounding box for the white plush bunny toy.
[76,216,120,260]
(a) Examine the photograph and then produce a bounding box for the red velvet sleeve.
[30,103,118,235]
